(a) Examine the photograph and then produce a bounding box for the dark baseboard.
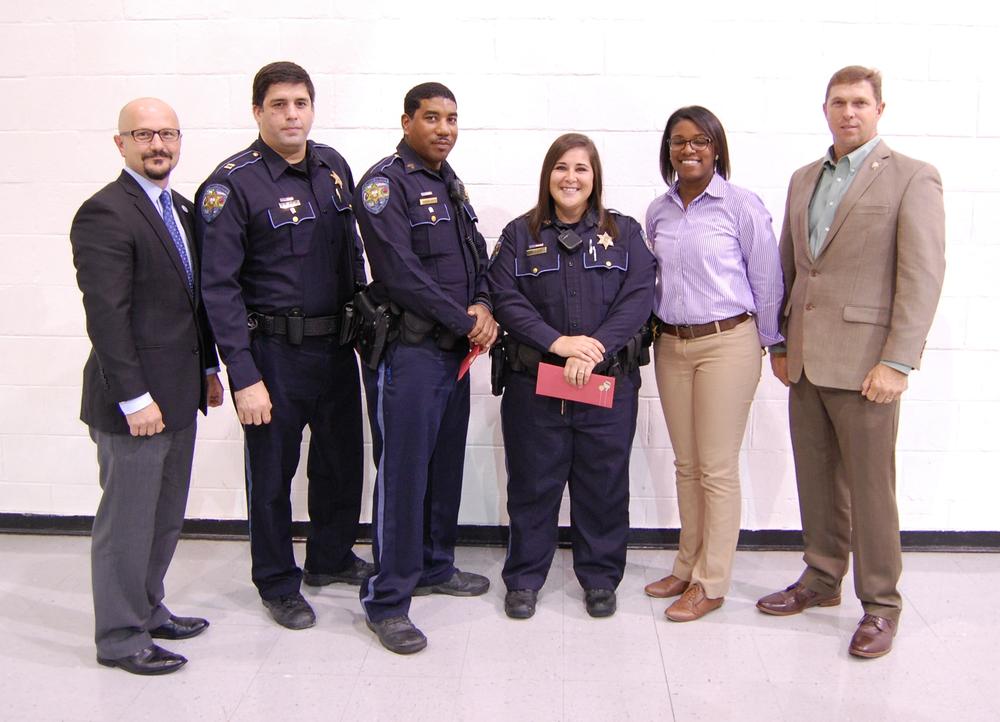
[1,513,997,552]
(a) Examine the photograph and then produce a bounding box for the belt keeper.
[286,310,304,345]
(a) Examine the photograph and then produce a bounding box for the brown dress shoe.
[756,582,841,616]
[644,575,690,599]
[665,583,723,622]
[849,614,896,658]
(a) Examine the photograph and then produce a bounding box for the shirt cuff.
[881,360,912,375]
[205,366,220,375]
[472,294,493,313]
[119,393,153,415]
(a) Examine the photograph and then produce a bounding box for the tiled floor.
[0,535,996,721]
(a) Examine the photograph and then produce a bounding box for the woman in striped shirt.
[644,106,784,622]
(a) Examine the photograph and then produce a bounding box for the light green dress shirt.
[807,135,882,257]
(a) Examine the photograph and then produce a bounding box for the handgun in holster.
[354,286,398,370]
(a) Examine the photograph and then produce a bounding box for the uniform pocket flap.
[267,201,316,228]
[584,245,628,271]
[408,203,452,226]
[515,253,561,277]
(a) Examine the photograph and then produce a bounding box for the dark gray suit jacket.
[71,170,218,434]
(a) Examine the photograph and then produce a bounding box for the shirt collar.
[665,171,725,202]
[123,166,170,206]
[824,135,881,172]
[396,139,453,178]
[254,136,317,180]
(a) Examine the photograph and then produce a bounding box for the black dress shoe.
[150,615,209,640]
[262,592,316,630]
[366,615,427,655]
[303,557,376,587]
[413,569,490,597]
[585,589,617,618]
[504,589,538,620]
[97,644,187,676]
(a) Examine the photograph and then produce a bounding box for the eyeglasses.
[123,128,182,143]
[669,136,712,151]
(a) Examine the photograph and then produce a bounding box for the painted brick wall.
[2,1,997,531]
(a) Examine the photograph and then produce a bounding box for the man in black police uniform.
[354,82,498,654]
[197,61,372,630]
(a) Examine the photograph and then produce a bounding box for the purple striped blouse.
[645,173,784,347]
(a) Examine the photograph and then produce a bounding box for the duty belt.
[247,310,341,345]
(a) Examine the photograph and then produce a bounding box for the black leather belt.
[248,311,341,344]
[658,312,751,340]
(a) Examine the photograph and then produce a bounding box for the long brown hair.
[527,133,617,242]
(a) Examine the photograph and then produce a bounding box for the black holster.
[354,287,399,370]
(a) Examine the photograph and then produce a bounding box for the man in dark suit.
[71,97,224,675]
[757,67,946,658]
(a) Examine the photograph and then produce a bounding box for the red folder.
[535,362,615,408]
[457,344,483,380]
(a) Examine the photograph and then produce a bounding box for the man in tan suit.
[757,66,945,658]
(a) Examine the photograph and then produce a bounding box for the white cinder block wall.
[2,2,998,531]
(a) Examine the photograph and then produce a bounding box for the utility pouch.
[339,298,359,346]
[400,310,436,345]
[490,337,506,396]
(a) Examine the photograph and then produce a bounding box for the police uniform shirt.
[487,210,655,360]
[354,140,491,338]
[197,137,365,390]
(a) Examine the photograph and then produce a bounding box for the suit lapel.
[117,172,195,301]
[816,141,891,257]
[794,160,825,263]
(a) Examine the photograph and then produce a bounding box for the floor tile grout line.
[646,562,680,722]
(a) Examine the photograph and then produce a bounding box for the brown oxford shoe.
[756,582,841,616]
[665,583,723,622]
[849,614,897,658]
[644,574,690,599]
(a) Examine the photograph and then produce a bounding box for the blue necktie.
[159,190,193,290]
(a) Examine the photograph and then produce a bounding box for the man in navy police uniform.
[354,82,498,654]
[197,61,372,630]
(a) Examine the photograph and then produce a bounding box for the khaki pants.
[654,318,761,598]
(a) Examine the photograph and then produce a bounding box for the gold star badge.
[597,232,614,249]
[330,171,343,188]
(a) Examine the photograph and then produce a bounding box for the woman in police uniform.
[487,133,655,620]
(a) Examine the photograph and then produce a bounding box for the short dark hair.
[252,61,315,108]
[658,105,731,185]
[403,82,457,117]
[826,65,883,105]
[527,133,617,242]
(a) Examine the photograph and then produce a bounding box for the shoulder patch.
[362,177,391,215]
[200,184,230,223]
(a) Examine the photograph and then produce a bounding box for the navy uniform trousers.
[360,338,469,622]
[500,369,638,592]
[244,334,364,600]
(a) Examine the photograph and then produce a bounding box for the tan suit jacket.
[778,141,945,390]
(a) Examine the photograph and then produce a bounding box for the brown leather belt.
[659,312,751,340]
